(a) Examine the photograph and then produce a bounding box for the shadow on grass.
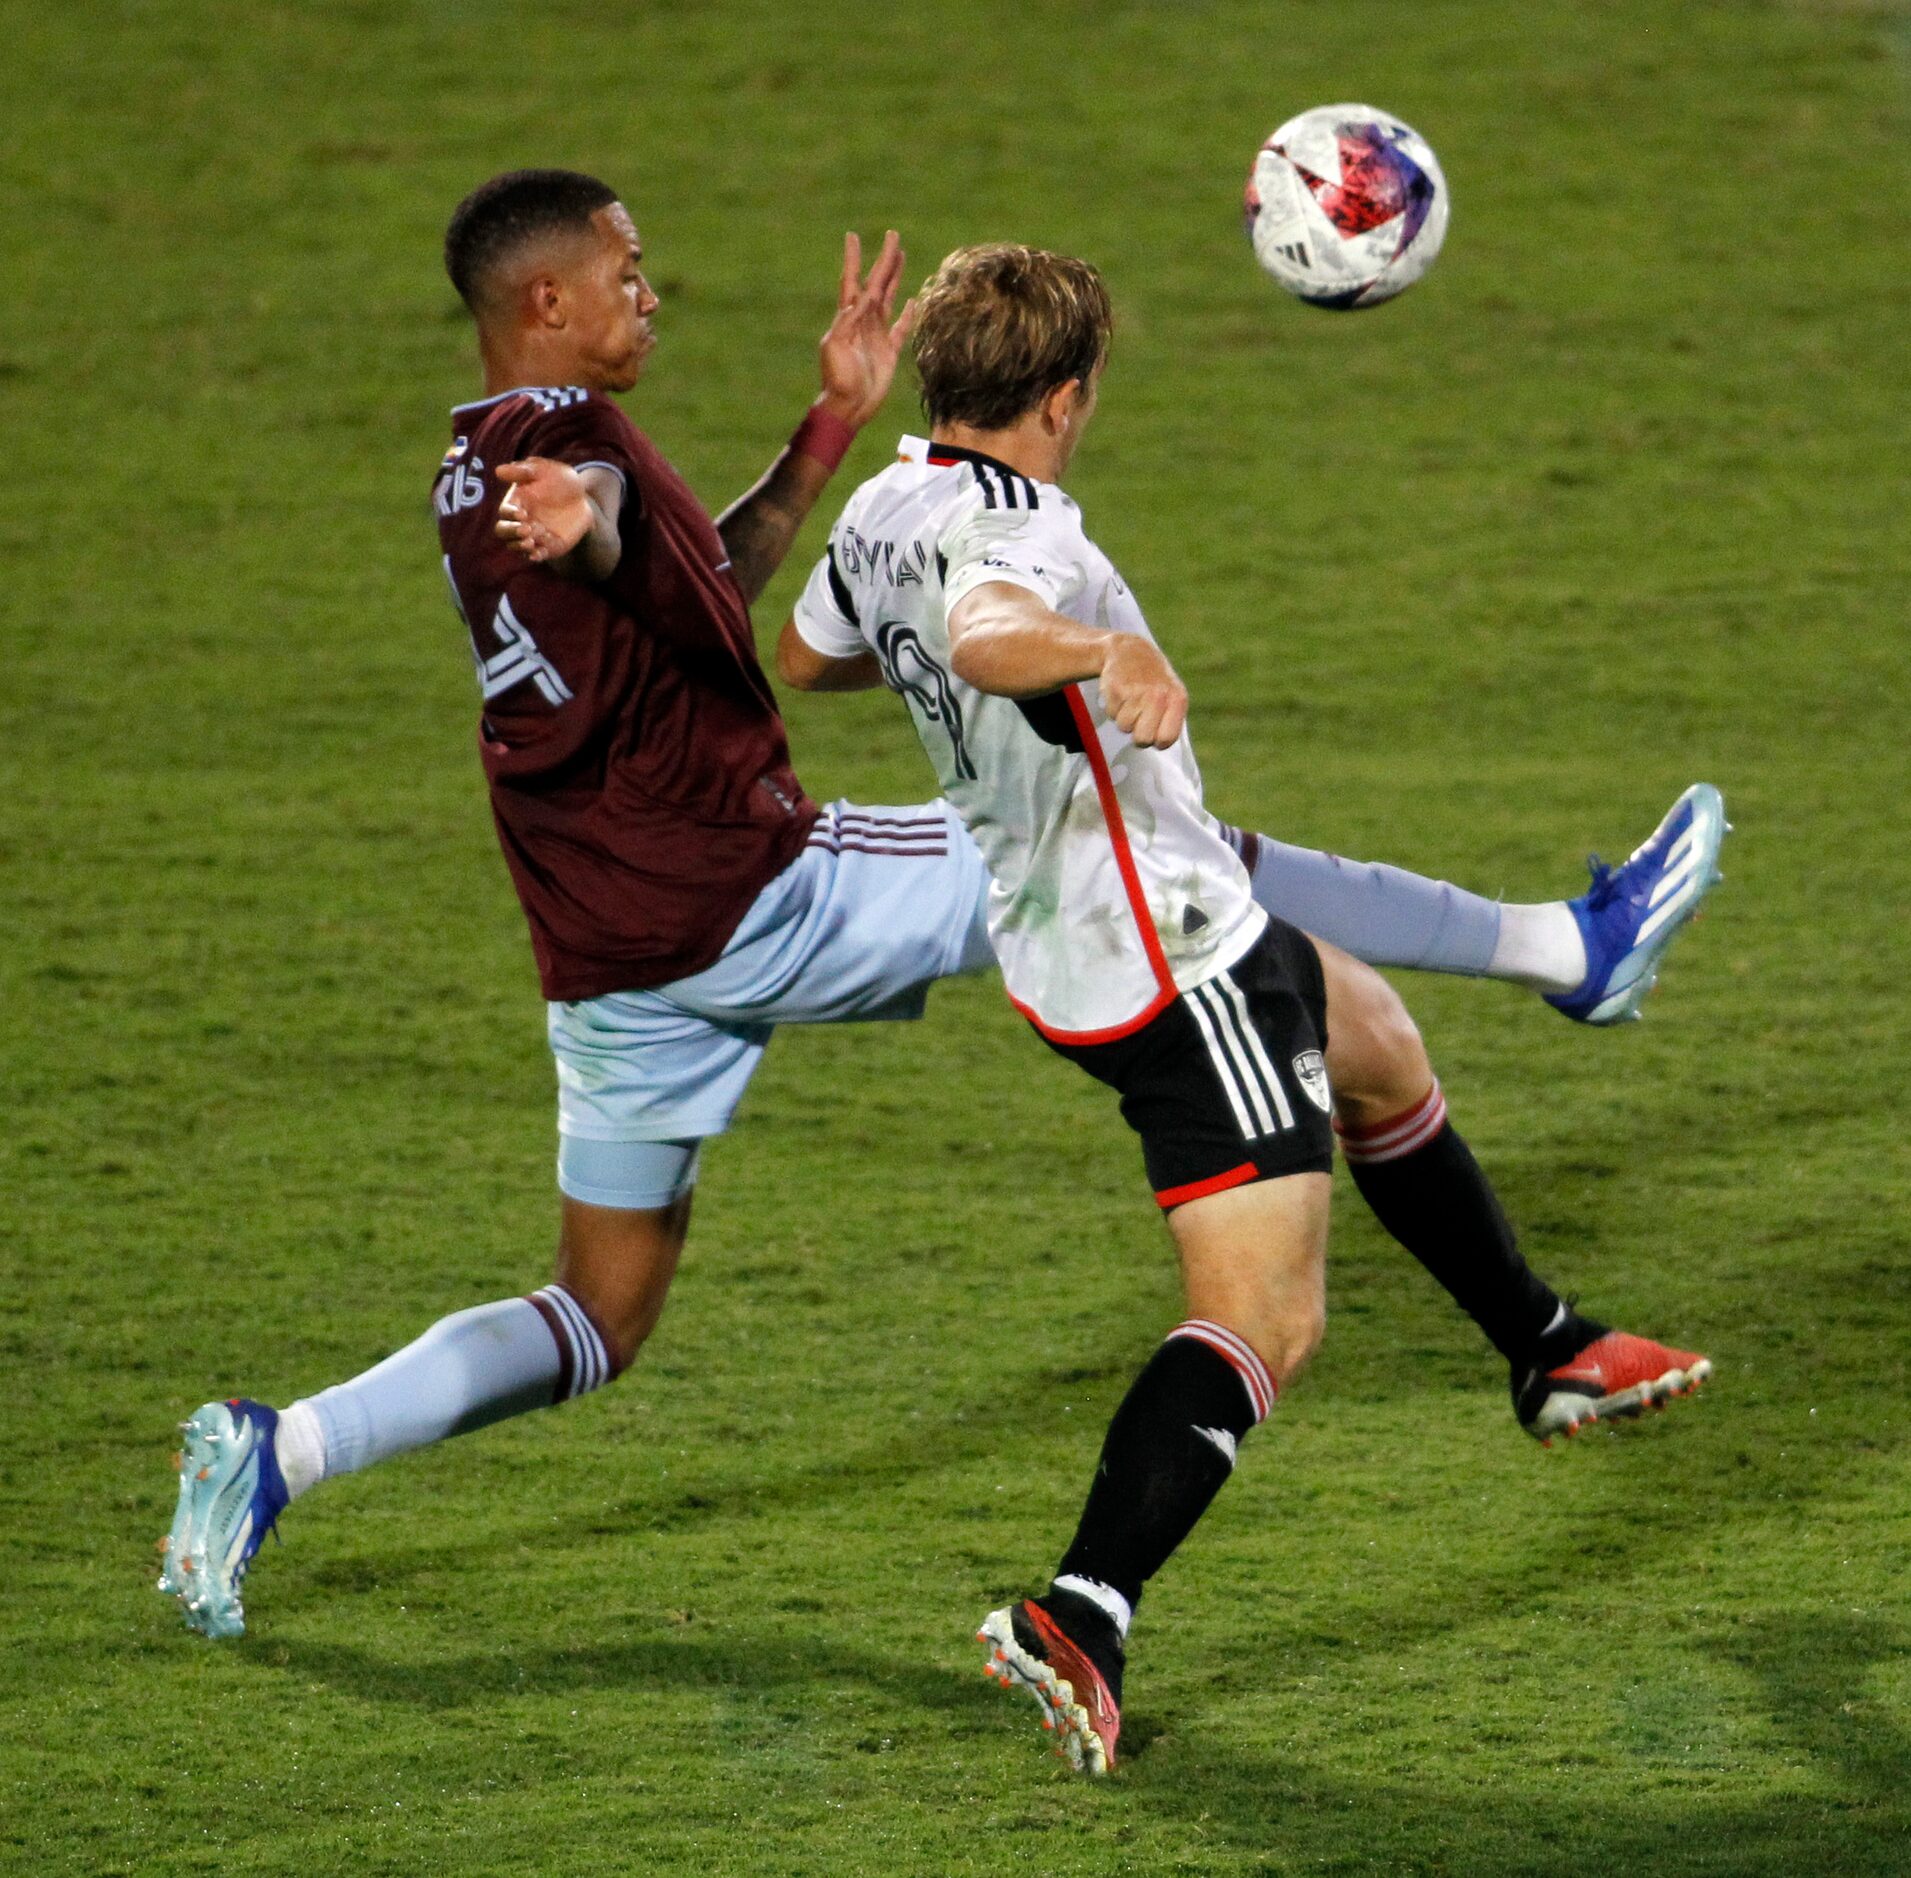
[256,1350,1118,1611]
[264,1608,1908,1877]
[1143,1609,1911,1878]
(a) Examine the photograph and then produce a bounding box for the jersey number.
[443,557,573,708]
[874,622,975,781]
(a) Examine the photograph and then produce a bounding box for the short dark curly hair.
[444,168,619,313]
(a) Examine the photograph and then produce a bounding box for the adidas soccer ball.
[1243,104,1449,309]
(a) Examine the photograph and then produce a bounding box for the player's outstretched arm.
[494,459,624,581]
[716,231,917,606]
[949,581,1188,749]
[774,620,884,692]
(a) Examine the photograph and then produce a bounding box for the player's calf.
[982,1173,1328,1774]
[1309,938,1717,1442]
[554,1192,692,1372]
[1309,936,1617,1401]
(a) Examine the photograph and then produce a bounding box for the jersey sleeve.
[790,538,868,660]
[517,395,646,524]
[939,501,1089,616]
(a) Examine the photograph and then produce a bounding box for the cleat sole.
[975,1608,1108,1777]
[155,1401,278,1640]
[1529,1356,1714,1440]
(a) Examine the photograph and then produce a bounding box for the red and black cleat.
[1516,1330,1713,1444]
[977,1599,1122,1776]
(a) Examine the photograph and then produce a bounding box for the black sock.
[1340,1084,1588,1367]
[1029,1586,1130,1705]
[1051,1324,1272,1630]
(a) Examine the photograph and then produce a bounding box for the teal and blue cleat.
[1548,783,1729,1026]
[156,1398,287,1639]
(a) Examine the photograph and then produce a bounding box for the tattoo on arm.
[716,446,835,605]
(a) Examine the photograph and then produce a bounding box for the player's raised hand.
[817,229,917,430]
[495,457,593,563]
[1099,635,1188,749]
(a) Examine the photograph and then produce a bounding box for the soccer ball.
[1243,104,1449,310]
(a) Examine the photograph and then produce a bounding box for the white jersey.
[792,435,1265,1042]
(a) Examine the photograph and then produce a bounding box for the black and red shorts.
[1043,918,1335,1208]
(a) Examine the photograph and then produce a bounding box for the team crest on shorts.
[1292,1049,1332,1113]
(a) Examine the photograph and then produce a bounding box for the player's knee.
[1367,982,1429,1087]
[1230,1277,1326,1387]
[1327,963,1430,1122]
[555,1193,690,1378]
[1270,1293,1327,1384]
[1232,1297,1324,1391]
[548,1260,667,1379]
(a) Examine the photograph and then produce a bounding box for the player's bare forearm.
[721,229,918,606]
[775,620,884,692]
[716,444,837,606]
[949,581,1188,748]
[947,582,1112,697]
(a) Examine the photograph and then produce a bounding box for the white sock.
[1487,902,1586,994]
[275,1399,327,1502]
[1052,1573,1134,1639]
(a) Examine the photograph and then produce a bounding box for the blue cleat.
[1548,783,1729,1025]
[156,1398,287,1639]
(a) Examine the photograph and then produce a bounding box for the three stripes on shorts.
[1184,968,1453,1164]
[804,803,949,858]
[1184,968,1295,1141]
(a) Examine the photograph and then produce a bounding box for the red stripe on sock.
[1165,1318,1276,1422]
[1335,1080,1439,1145]
[1336,1081,1449,1164]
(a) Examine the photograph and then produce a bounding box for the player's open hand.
[1099,635,1188,749]
[495,457,593,563]
[817,230,916,431]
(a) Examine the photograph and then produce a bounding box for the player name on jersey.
[793,436,1266,1043]
[436,387,817,1002]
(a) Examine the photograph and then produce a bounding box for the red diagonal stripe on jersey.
[1007,690,1181,1046]
[1063,685,1175,996]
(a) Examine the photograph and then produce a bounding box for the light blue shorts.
[550,800,994,1209]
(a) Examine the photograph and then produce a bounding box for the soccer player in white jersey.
[779,245,1716,1775]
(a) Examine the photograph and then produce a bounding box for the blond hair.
[912,244,1112,431]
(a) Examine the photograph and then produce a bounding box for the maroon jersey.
[434,386,818,1000]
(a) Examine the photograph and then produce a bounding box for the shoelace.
[1581,853,1620,910]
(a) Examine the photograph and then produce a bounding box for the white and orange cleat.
[978,1598,1122,1776]
[1516,1330,1713,1443]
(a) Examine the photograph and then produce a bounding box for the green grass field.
[5,1,1909,1871]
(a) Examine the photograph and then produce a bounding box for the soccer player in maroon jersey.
[160,169,965,1638]
[158,172,1719,1646]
